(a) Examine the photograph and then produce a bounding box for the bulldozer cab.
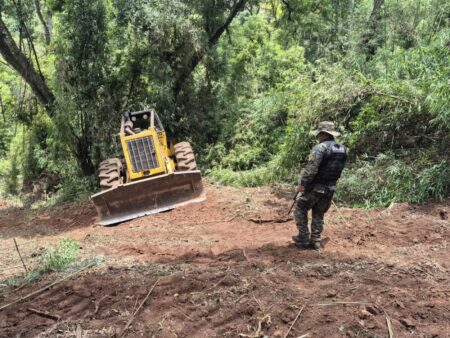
[121,109,163,134]
[121,110,168,156]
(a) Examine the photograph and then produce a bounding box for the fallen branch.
[376,303,394,338]
[284,305,305,338]
[251,291,264,313]
[234,293,248,304]
[151,317,166,338]
[93,295,109,315]
[27,307,60,321]
[0,263,95,311]
[63,219,80,231]
[247,217,293,224]
[119,279,160,338]
[239,314,271,338]
[179,214,240,227]
[311,301,372,306]
[208,274,229,291]
[331,201,352,228]
[172,304,194,321]
[40,320,66,336]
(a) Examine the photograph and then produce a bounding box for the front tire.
[174,142,197,171]
[98,158,122,190]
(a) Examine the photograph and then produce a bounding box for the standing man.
[292,121,347,250]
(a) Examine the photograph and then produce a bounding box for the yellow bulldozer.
[91,109,205,225]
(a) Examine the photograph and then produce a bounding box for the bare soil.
[0,183,449,337]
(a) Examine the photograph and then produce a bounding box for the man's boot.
[292,234,310,247]
[311,240,321,250]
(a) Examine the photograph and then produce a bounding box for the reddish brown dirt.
[0,183,449,337]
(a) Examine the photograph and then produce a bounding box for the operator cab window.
[130,112,150,132]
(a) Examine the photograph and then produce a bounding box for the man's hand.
[297,185,305,193]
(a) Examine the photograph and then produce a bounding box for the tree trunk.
[0,93,5,122]
[0,16,54,111]
[47,10,52,40]
[34,0,51,44]
[172,0,248,98]
[362,0,385,58]
[76,138,95,176]
[281,0,293,21]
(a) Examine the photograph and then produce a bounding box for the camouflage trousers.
[294,190,334,243]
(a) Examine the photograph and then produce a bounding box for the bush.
[46,175,97,205]
[0,130,24,196]
[336,153,450,207]
[40,238,80,272]
[208,166,274,187]
[3,151,20,196]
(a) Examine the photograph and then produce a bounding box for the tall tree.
[34,0,51,44]
[0,14,54,110]
[171,0,249,98]
[362,0,385,57]
[54,0,111,176]
[116,0,252,140]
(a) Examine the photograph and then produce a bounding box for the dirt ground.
[0,183,449,338]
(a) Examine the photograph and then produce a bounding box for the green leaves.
[40,238,80,272]
[336,153,450,207]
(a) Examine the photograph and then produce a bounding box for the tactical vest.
[312,140,347,186]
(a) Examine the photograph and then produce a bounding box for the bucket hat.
[312,121,341,137]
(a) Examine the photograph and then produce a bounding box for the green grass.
[2,239,103,293]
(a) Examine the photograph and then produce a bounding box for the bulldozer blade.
[91,171,205,226]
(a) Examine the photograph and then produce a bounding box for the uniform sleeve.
[299,144,327,186]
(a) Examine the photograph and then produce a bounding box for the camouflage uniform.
[294,122,347,246]
[295,142,336,244]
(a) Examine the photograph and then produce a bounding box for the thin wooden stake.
[13,238,28,273]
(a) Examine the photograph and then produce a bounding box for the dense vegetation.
[0,0,448,207]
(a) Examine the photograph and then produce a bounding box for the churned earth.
[0,183,449,337]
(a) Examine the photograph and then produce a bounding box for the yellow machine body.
[91,109,205,226]
[121,129,172,180]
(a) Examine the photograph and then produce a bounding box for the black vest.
[312,140,347,186]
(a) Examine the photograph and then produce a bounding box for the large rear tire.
[174,142,197,171]
[98,158,122,190]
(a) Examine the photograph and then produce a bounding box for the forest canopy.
[0,0,449,207]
